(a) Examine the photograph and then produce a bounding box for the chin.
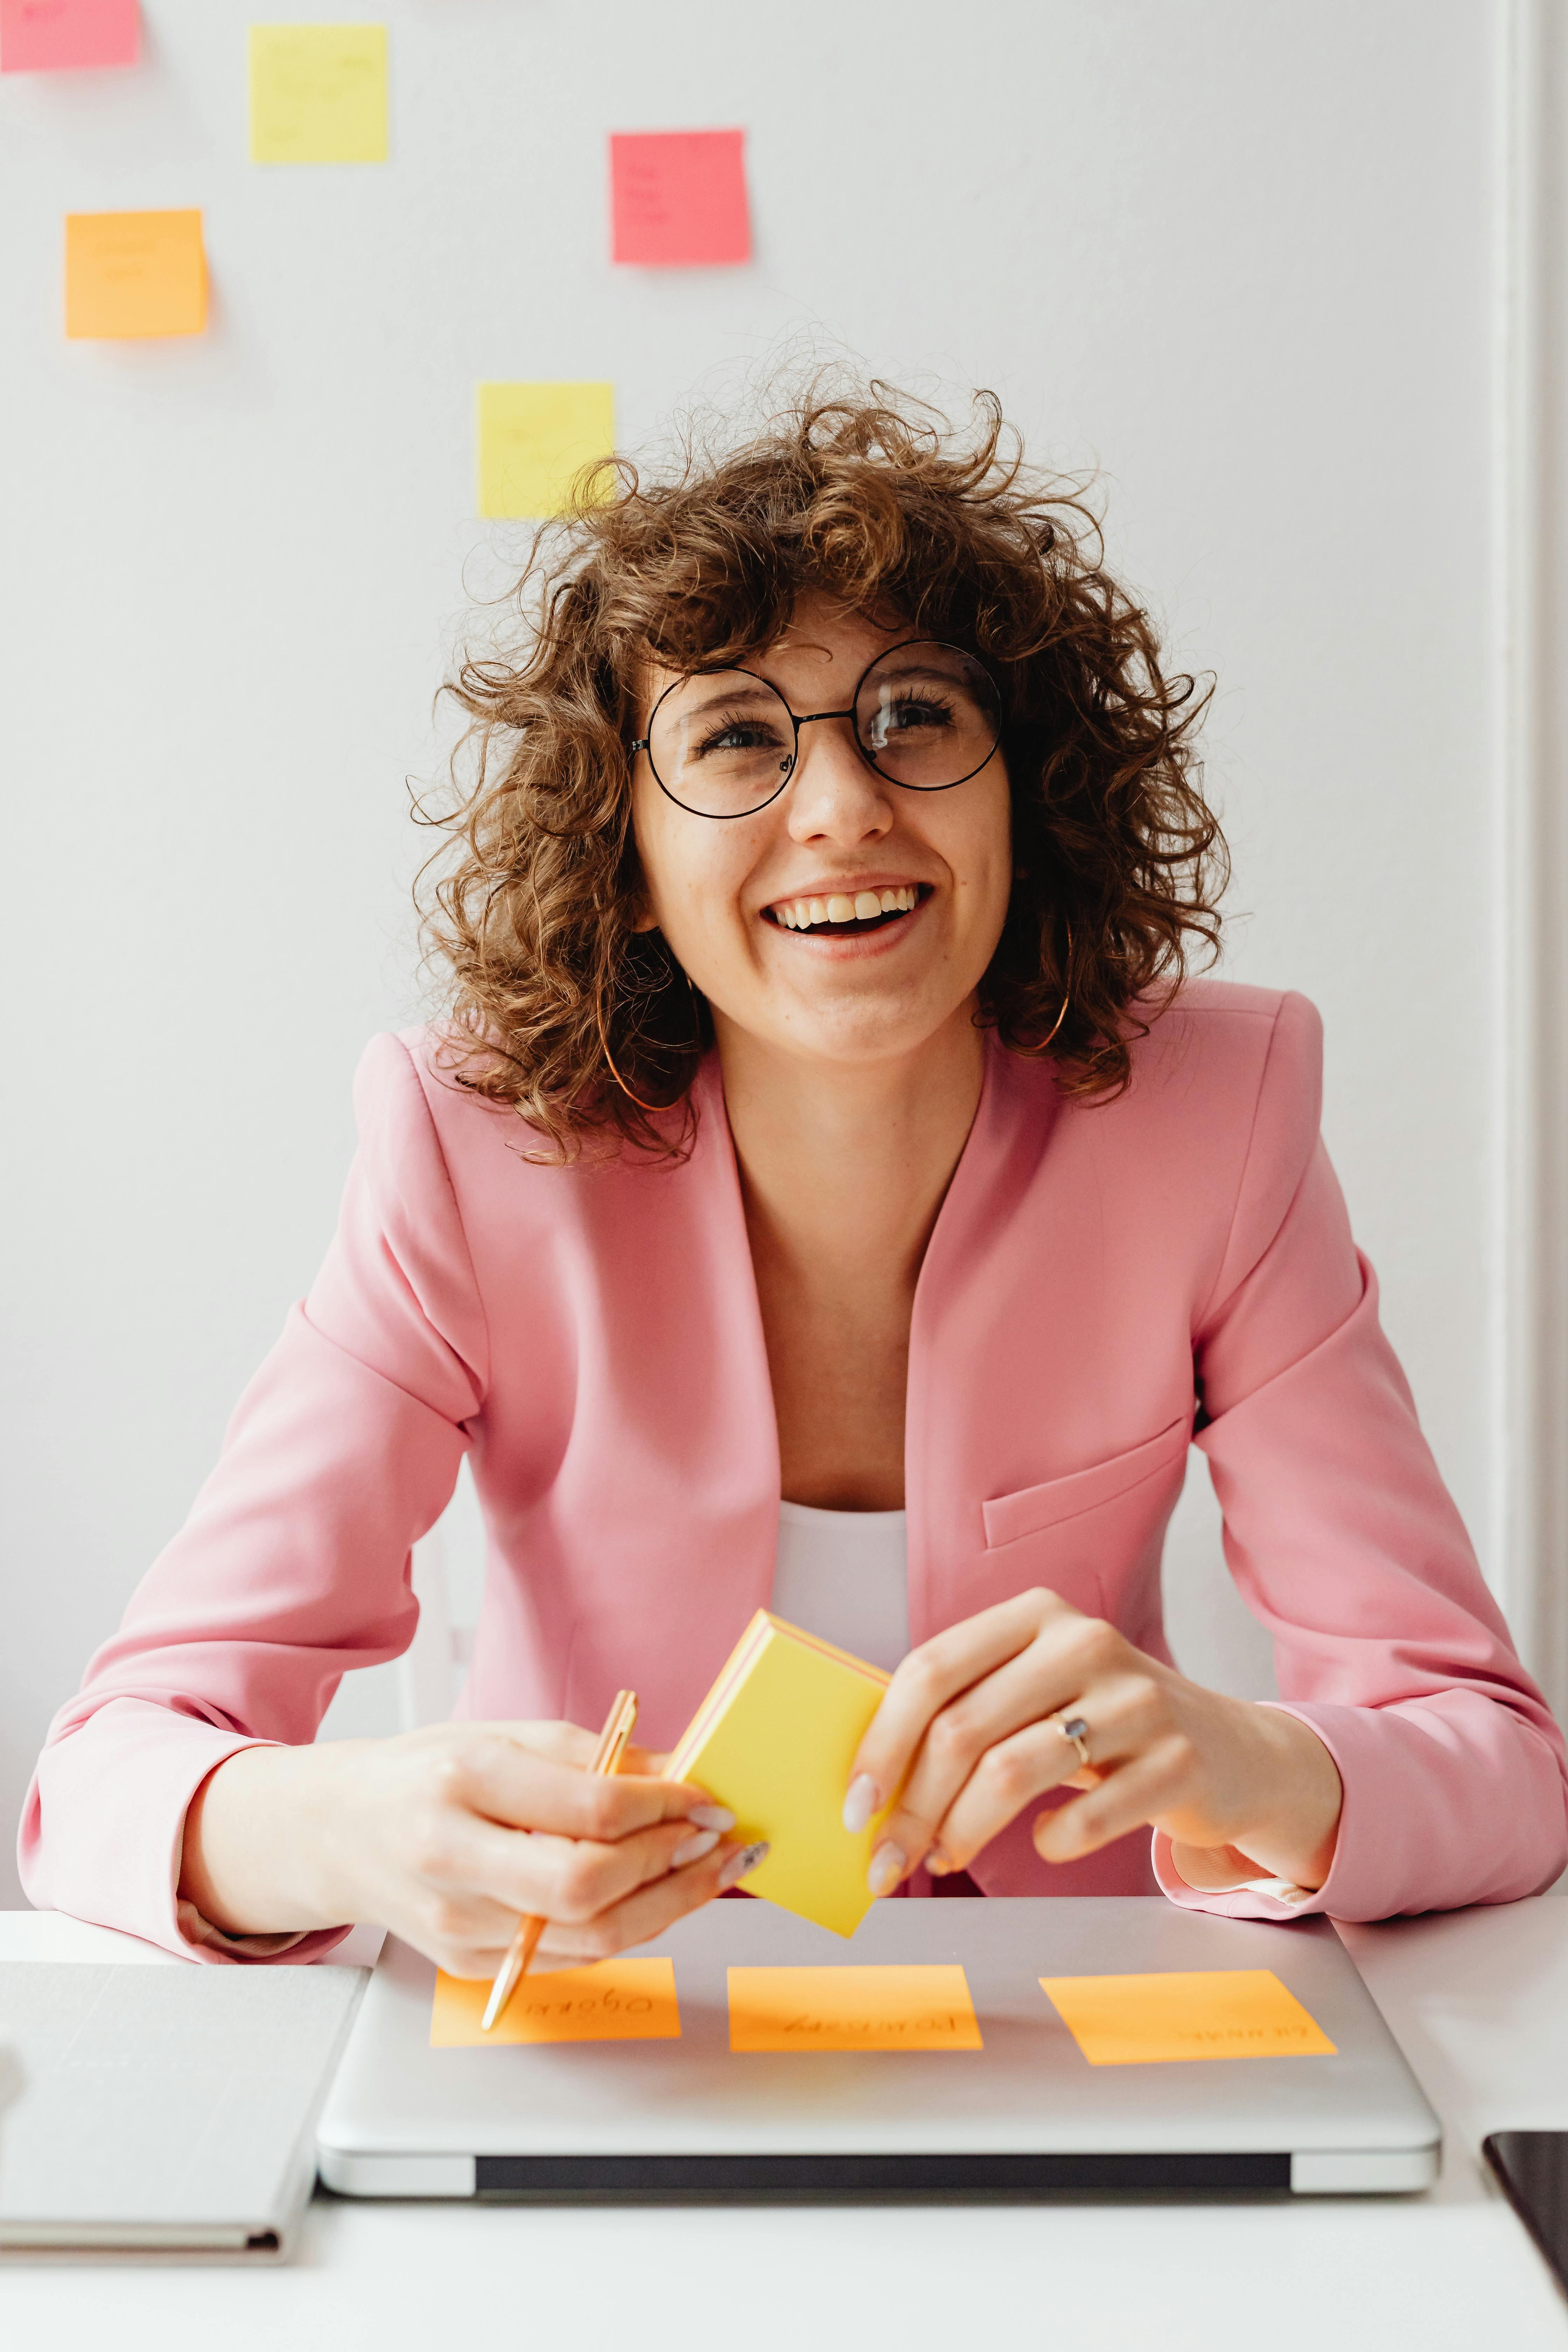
[778,1002,961,1069]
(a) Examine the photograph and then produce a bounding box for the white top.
[770,1500,910,1673]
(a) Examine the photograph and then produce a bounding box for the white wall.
[0,0,1513,1905]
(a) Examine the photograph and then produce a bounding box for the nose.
[785,715,894,846]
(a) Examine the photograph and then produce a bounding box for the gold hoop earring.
[597,945,705,1116]
[1018,920,1073,1057]
[597,1007,664,1115]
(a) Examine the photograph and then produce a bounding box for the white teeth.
[773,886,920,931]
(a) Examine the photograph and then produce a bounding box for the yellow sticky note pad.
[65,210,205,339]
[1039,1969,1337,2066]
[477,381,616,520]
[249,23,387,163]
[728,1966,982,2053]
[431,1958,680,2047]
[668,1613,891,1938]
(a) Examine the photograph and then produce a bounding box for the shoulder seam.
[386,1032,493,1400]
[1191,993,1289,1335]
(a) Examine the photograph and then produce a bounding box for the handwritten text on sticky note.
[610,130,750,267]
[1038,1969,1337,2066]
[1,0,137,72]
[249,23,387,164]
[65,209,205,340]
[728,1965,982,2053]
[476,381,615,520]
[431,1958,680,2046]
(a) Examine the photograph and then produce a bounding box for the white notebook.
[0,1961,365,2258]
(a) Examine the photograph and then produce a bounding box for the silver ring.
[1054,1714,1092,1770]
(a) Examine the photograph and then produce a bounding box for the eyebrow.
[667,682,786,723]
[659,655,974,730]
[861,661,968,691]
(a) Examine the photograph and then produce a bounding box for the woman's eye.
[694,714,788,758]
[884,695,953,734]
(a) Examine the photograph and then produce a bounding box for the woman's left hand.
[844,1588,1344,1898]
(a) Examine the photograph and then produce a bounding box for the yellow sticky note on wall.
[250,23,387,163]
[476,381,616,520]
[65,209,205,339]
[728,1965,982,2053]
[667,1611,892,1938]
[1038,1969,1338,2066]
[431,1958,680,2046]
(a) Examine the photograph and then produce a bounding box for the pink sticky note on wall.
[0,0,139,71]
[610,130,750,267]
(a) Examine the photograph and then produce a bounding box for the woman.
[22,388,1567,1971]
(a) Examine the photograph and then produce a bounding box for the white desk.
[3,1902,1568,2351]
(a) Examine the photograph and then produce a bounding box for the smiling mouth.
[765,885,928,938]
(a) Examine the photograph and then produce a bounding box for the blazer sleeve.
[17,1033,489,1961]
[1153,990,1568,1921]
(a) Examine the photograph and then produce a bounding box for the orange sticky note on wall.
[1038,1969,1337,2066]
[65,209,205,338]
[431,1958,680,2046]
[728,1965,982,2053]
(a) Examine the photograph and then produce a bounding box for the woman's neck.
[714,1005,988,1290]
[713,1007,987,1510]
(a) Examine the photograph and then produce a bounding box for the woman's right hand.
[179,1721,763,1976]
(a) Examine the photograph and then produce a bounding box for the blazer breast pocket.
[976,1415,1192,1620]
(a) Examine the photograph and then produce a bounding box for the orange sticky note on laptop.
[667,1610,891,1937]
[728,1965,982,2053]
[1038,1969,1337,2065]
[431,1957,680,2046]
[65,209,205,338]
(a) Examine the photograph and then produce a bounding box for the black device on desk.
[1485,2133,1568,2298]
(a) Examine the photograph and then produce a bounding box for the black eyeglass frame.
[629,638,1004,821]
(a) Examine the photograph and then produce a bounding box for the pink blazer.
[22,982,1568,1959]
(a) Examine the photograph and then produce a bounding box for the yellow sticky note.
[668,1612,891,1938]
[728,1965,982,2053]
[431,1957,680,2046]
[249,23,387,164]
[1038,1969,1338,2066]
[477,381,616,520]
[65,209,205,339]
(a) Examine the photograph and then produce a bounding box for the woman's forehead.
[639,598,908,709]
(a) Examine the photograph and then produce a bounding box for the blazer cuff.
[1151,1701,1357,1921]
[22,1699,351,1964]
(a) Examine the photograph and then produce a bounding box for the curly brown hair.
[420,379,1226,1157]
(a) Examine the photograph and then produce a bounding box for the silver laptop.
[317,1898,1437,2199]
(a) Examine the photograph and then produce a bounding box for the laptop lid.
[317,1897,1438,2200]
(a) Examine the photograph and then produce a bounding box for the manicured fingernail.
[842,1774,880,1834]
[672,1827,721,1868]
[925,1845,951,1877]
[719,1840,769,1889]
[868,1841,906,1896]
[685,1805,735,1833]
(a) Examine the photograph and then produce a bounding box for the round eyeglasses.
[630,639,1003,820]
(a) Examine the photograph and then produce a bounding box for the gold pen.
[481,1688,639,2033]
